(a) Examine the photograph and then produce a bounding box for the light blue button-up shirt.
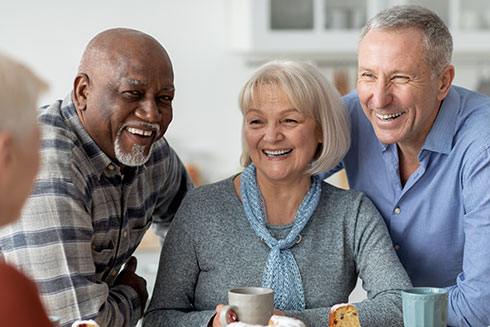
[320,86,490,326]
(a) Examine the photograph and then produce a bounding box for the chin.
[374,132,402,145]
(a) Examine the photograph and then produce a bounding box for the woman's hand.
[272,308,286,316]
[212,304,238,327]
[211,305,285,326]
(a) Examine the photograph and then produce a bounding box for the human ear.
[437,65,455,101]
[72,73,90,111]
[0,132,13,178]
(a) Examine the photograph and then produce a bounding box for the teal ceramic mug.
[402,287,448,327]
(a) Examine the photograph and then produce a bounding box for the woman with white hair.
[144,60,412,327]
[0,52,50,325]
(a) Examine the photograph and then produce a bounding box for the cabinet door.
[228,0,490,58]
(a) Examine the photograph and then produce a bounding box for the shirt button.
[123,231,128,238]
[108,164,115,171]
[112,270,117,276]
[394,207,401,214]
[394,244,400,250]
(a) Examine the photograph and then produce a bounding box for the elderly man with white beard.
[0,28,193,327]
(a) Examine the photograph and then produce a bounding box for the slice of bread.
[328,304,360,327]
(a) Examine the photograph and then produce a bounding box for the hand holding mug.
[213,304,237,327]
[218,287,274,326]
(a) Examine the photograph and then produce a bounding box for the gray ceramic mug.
[402,287,448,327]
[219,287,274,326]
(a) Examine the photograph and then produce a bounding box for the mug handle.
[219,305,237,326]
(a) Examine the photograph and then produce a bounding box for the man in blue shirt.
[321,5,490,326]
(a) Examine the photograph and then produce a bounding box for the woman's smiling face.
[244,84,322,184]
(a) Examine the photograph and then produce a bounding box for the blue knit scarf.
[240,163,322,311]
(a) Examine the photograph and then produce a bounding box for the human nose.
[263,123,283,142]
[136,99,162,123]
[372,81,393,109]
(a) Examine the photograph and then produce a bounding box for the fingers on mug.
[219,305,236,326]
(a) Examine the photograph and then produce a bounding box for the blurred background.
[3,0,490,188]
[2,0,490,314]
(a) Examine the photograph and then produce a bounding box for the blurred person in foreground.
[0,28,193,327]
[0,52,51,326]
[144,60,412,327]
[320,5,490,326]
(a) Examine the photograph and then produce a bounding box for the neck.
[397,144,420,187]
[234,174,312,225]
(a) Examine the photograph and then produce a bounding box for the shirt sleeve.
[0,177,142,327]
[448,145,490,326]
[0,263,52,327]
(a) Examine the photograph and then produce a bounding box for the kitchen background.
[2,0,490,318]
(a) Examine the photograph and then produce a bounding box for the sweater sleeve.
[350,195,412,326]
[143,196,216,327]
[283,193,412,327]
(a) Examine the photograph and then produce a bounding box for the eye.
[249,119,262,125]
[158,95,173,103]
[360,72,376,80]
[122,90,142,98]
[392,75,410,83]
[283,118,298,124]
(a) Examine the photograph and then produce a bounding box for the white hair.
[0,52,47,143]
[360,4,453,79]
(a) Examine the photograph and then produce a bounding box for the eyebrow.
[122,78,147,86]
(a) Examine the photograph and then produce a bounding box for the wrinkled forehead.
[119,77,175,92]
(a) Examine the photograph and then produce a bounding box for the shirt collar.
[379,86,458,155]
[421,86,458,155]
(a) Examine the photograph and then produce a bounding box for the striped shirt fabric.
[0,96,193,327]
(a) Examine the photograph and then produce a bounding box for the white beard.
[114,122,159,167]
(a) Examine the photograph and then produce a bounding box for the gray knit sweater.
[144,176,412,327]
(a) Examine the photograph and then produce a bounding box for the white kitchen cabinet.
[227,0,490,62]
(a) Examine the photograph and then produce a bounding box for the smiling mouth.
[126,127,154,137]
[263,149,292,158]
[376,112,405,121]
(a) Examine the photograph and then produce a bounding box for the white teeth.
[264,149,292,157]
[127,127,153,136]
[376,112,403,120]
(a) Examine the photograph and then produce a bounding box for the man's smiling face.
[357,28,443,151]
[75,33,174,168]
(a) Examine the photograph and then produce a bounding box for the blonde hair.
[0,52,47,143]
[238,60,350,175]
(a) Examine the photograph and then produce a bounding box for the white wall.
[1,0,486,183]
[0,0,255,183]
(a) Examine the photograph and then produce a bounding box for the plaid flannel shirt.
[0,96,192,327]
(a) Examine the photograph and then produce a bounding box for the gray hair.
[360,4,453,78]
[0,52,47,143]
[238,60,350,175]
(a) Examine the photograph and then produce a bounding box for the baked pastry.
[227,315,306,327]
[268,315,306,327]
[328,303,360,327]
[227,322,264,327]
[71,320,99,327]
